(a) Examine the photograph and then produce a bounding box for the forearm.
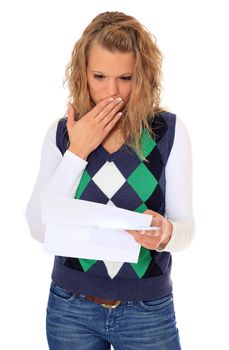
[158,117,195,252]
[26,151,87,242]
[25,121,87,242]
[42,150,87,197]
[157,218,195,252]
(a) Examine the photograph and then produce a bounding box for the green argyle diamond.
[135,202,148,213]
[79,258,97,272]
[134,128,156,159]
[130,203,152,278]
[127,163,158,201]
[75,170,91,199]
[131,247,152,278]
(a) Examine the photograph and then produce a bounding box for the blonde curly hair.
[64,11,164,155]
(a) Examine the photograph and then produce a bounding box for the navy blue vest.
[51,112,176,300]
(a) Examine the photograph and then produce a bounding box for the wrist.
[161,220,173,247]
[68,145,89,160]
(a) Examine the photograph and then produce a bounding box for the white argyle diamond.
[92,161,126,199]
[104,261,124,279]
[107,200,116,206]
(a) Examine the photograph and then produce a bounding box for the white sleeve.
[157,117,195,252]
[25,119,88,243]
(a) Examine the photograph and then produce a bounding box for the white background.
[1,0,228,349]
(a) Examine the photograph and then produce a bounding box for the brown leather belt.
[78,294,121,308]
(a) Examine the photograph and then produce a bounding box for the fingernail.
[116,97,123,103]
[140,230,145,235]
[152,232,160,237]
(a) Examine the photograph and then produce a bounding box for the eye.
[94,74,105,80]
[120,76,132,81]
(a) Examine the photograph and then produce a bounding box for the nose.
[106,79,119,97]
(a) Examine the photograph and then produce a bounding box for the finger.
[101,101,123,126]
[103,112,122,134]
[126,230,162,249]
[152,219,162,230]
[142,230,161,237]
[149,213,162,227]
[66,103,76,128]
[144,209,159,215]
[127,229,161,239]
[144,210,162,220]
[98,97,123,121]
[134,235,161,248]
[87,97,115,118]
[125,229,138,234]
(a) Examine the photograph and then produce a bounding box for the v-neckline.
[98,143,127,161]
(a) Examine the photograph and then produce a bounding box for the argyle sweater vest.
[51,112,176,300]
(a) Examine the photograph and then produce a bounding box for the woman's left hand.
[126,210,173,250]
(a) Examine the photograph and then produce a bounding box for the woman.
[26,11,195,350]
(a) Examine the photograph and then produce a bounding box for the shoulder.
[149,111,176,143]
[38,118,62,160]
[41,117,66,153]
[159,113,191,154]
[157,111,176,123]
[56,116,68,139]
[154,111,176,131]
[56,116,67,129]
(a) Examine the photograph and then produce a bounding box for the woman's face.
[86,43,136,108]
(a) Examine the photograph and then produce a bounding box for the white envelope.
[40,195,154,263]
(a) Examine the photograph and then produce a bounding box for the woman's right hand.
[66,97,123,160]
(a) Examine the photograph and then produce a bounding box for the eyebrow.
[91,70,134,77]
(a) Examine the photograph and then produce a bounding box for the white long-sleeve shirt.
[25,116,195,252]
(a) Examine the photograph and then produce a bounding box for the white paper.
[40,195,152,227]
[40,195,154,262]
[44,224,141,262]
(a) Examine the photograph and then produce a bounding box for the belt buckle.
[101,300,121,309]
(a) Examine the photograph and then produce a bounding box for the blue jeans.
[46,281,181,349]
